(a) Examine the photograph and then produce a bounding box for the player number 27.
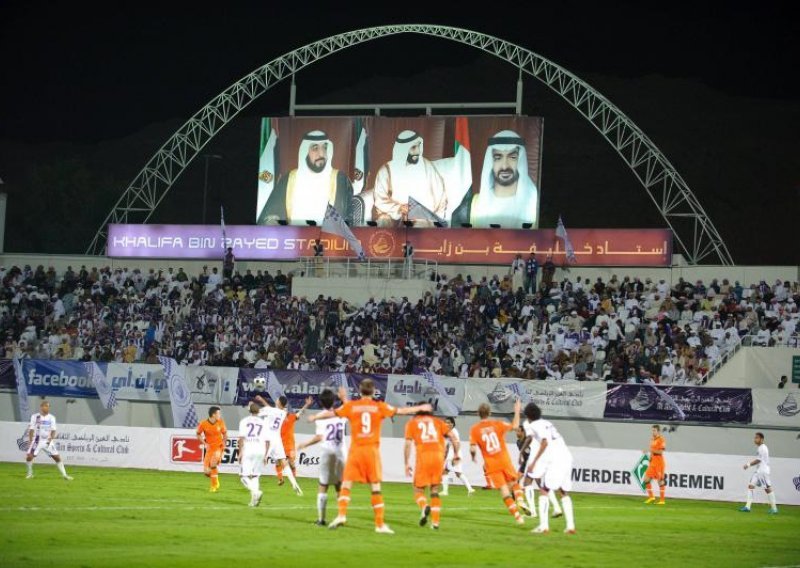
[482,431,501,454]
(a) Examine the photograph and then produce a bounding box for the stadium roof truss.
[86,24,734,265]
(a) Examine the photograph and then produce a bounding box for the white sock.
[283,465,300,491]
[251,476,260,493]
[56,462,68,477]
[562,495,575,530]
[549,490,562,514]
[26,462,33,475]
[745,489,753,508]
[767,492,777,510]
[240,476,250,490]
[317,493,328,521]
[538,495,550,530]
[524,485,537,517]
[442,475,449,493]
[460,474,474,492]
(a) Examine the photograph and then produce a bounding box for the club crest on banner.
[368,230,395,257]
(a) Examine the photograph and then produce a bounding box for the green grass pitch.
[1,462,797,568]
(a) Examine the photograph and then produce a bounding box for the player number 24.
[418,420,438,442]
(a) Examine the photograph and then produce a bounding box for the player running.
[469,400,530,525]
[739,432,778,514]
[255,394,305,496]
[196,406,227,492]
[24,401,73,481]
[309,379,432,534]
[276,396,313,487]
[238,402,271,507]
[404,411,461,529]
[441,416,474,496]
[524,403,576,534]
[643,425,667,505]
[297,388,349,526]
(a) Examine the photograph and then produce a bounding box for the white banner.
[3,422,798,505]
[386,374,466,416]
[463,379,607,419]
[751,389,800,427]
[184,365,239,405]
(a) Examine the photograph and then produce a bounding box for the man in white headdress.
[372,130,447,226]
[451,130,538,228]
[257,130,353,225]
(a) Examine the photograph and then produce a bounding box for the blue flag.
[158,356,200,428]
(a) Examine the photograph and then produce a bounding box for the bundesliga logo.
[170,436,202,463]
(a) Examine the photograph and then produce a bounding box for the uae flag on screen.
[257,118,279,219]
[433,116,471,218]
[352,118,369,194]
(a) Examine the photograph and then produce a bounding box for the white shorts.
[319,452,345,486]
[526,452,552,480]
[540,452,573,492]
[749,470,772,488]
[28,437,59,458]
[445,458,463,475]
[240,449,266,477]
[267,437,286,461]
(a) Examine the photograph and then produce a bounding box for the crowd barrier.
[3,359,799,428]
[1,421,797,505]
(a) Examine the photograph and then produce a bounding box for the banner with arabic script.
[386,374,466,416]
[462,379,607,418]
[604,384,752,423]
[235,370,388,408]
[107,224,671,266]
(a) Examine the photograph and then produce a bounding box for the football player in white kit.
[440,417,474,496]
[297,389,348,525]
[254,394,304,495]
[739,432,778,514]
[238,402,271,507]
[25,401,73,480]
[523,403,575,534]
[519,416,563,519]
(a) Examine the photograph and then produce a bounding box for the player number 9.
[361,412,371,434]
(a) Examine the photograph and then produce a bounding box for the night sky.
[0,3,797,264]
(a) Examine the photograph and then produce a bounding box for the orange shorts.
[645,458,665,480]
[413,452,445,488]
[204,445,223,468]
[343,446,383,484]
[486,466,518,489]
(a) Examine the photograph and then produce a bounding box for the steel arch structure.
[87,24,734,265]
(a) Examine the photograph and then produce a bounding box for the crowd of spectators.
[1,263,798,385]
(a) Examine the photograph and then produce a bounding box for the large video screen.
[256,116,543,228]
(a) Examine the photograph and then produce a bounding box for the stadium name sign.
[107,224,672,266]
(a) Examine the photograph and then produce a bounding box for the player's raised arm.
[395,402,433,416]
[511,398,521,431]
[308,409,336,422]
[337,386,349,403]
[297,433,323,450]
[295,395,314,420]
